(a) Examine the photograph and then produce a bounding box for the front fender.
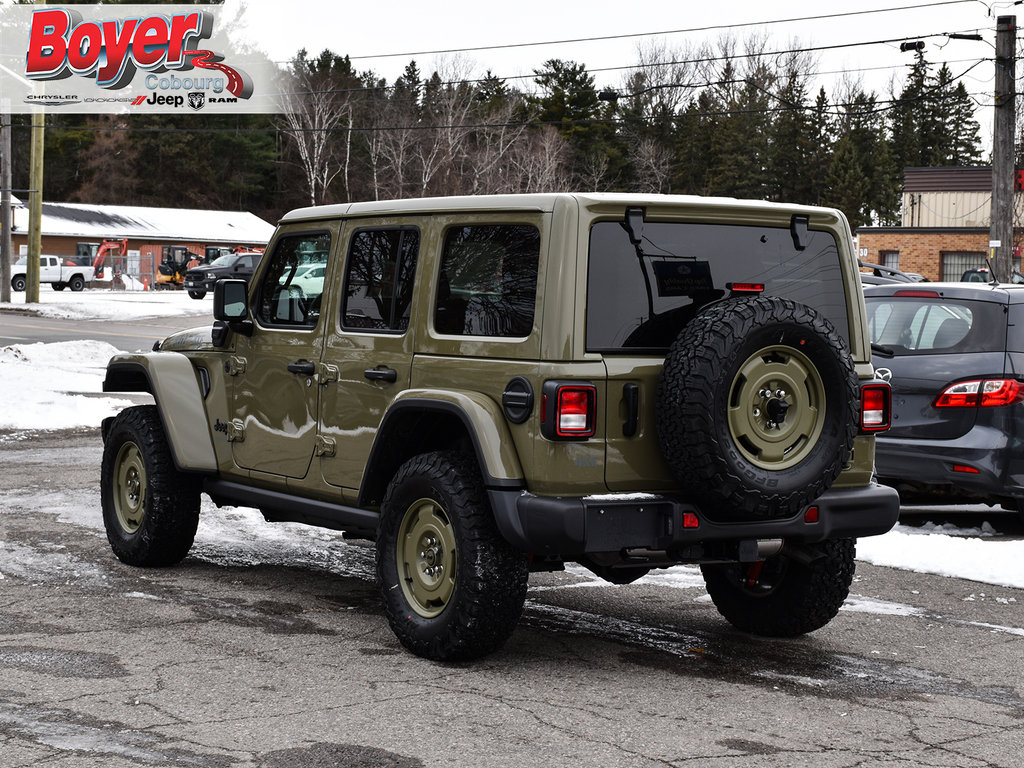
[103,352,217,472]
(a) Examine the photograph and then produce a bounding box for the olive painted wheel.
[396,497,458,618]
[11,275,25,292]
[658,296,858,521]
[376,451,528,661]
[727,344,826,471]
[100,405,200,567]
[701,538,856,636]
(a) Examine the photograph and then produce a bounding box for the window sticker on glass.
[652,260,713,297]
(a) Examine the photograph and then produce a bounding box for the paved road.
[0,309,207,353]
[1,428,1022,768]
[1,305,1022,766]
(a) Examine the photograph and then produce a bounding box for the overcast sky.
[228,0,1005,101]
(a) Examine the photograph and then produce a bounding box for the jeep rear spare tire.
[657,295,858,520]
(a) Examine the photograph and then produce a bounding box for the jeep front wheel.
[100,406,200,567]
[658,295,858,520]
[701,538,856,636]
[376,451,528,661]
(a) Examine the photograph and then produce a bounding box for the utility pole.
[1,111,11,304]
[27,111,44,304]
[991,15,1016,282]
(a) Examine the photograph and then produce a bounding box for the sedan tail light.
[935,379,1024,408]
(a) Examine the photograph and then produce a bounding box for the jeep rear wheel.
[101,406,200,567]
[376,451,528,661]
[701,538,856,636]
[657,296,858,520]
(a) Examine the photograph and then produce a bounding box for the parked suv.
[100,194,898,661]
[183,249,262,299]
[865,281,1024,518]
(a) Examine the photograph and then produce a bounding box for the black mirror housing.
[212,279,253,345]
[214,279,248,321]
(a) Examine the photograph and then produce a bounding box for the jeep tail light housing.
[542,381,597,440]
[860,382,891,432]
[935,378,1024,408]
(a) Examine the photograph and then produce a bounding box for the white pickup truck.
[11,255,92,292]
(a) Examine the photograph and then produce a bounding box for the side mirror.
[214,279,248,320]
[212,279,253,345]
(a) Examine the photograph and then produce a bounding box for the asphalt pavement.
[0,310,203,353]
[1,311,1022,767]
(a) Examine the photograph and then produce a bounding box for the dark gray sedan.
[864,281,1024,520]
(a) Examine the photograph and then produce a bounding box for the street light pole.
[991,15,1016,282]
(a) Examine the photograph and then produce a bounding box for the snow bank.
[0,286,209,321]
[857,524,1024,589]
[0,340,131,430]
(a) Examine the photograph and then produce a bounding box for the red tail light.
[541,382,597,439]
[727,282,765,293]
[935,379,1024,408]
[860,382,891,431]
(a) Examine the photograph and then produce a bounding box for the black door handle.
[287,361,316,375]
[364,367,398,383]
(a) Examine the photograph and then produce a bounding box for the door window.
[342,227,419,332]
[255,232,331,328]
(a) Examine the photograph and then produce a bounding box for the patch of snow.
[857,525,1024,590]
[0,286,209,321]
[0,341,132,430]
[840,596,924,617]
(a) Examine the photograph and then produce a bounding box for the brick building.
[6,198,274,286]
[856,167,1021,281]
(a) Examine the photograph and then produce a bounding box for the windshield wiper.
[871,342,895,357]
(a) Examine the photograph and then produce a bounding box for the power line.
[332,1,981,63]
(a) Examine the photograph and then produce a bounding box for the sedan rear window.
[866,297,1005,354]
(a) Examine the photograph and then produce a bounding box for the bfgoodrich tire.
[657,295,858,520]
[701,538,856,636]
[100,406,200,567]
[376,451,529,661]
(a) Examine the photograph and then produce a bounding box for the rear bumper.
[875,427,1024,501]
[488,482,900,557]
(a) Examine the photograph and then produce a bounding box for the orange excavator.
[91,238,128,279]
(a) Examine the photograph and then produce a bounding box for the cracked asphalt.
[1,429,1022,767]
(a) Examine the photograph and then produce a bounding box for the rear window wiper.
[871,342,895,357]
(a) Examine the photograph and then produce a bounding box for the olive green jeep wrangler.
[101,193,899,661]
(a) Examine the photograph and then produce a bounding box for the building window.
[940,252,986,282]
[880,250,899,270]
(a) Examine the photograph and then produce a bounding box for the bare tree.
[415,58,480,196]
[278,52,353,206]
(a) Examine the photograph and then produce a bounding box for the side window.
[342,227,419,332]
[256,232,331,328]
[434,224,540,337]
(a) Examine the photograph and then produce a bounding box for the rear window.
[586,221,850,352]
[866,297,1005,354]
